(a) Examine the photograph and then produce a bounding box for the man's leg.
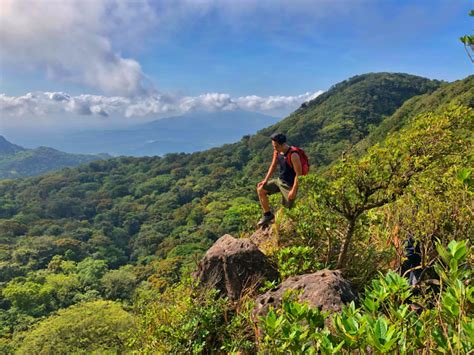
[256,181,279,226]
[257,185,271,213]
[278,180,295,209]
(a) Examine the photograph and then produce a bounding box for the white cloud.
[0,0,371,98]
[236,92,323,112]
[0,0,153,96]
[0,90,324,129]
[1,0,456,101]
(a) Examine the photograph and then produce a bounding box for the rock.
[194,234,279,300]
[249,226,279,255]
[254,270,357,317]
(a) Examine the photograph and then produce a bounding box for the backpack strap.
[285,146,298,170]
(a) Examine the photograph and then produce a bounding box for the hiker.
[389,226,423,287]
[401,235,423,286]
[256,133,307,226]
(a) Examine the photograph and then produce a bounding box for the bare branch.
[464,43,474,63]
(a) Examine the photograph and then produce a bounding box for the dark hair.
[271,132,286,145]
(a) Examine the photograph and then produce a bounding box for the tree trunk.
[337,218,356,269]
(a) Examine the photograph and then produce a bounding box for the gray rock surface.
[194,234,279,300]
[254,270,357,316]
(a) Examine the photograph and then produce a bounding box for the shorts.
[262,178,296,208]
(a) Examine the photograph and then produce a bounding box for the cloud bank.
[0,91,323,127]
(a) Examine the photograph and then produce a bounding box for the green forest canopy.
[0,73,472,352]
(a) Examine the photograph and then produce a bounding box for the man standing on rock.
[256,133,304,227]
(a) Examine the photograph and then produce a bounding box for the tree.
[2,280,53,317]
[15,300,134,353]
[101,266,137,300]
[76,257,108,289]
[460,10,474,62]
[304,105,473,268]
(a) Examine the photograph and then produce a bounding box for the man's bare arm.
[259,151,278,186]
[288,153,302,200]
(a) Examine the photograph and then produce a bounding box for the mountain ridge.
[0,135,27,156]
[0,136,110,179]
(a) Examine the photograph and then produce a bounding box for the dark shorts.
[262,178,295,208]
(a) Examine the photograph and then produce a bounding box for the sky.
[0,0,472,139]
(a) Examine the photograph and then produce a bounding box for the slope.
[0,73,472,351]
[0,136,110,179]
[5,74,473,354]
[353,74,474,154]
[0,136,26,156]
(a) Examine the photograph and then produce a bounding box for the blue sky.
[0,0,472,134]
[136,0,473,96]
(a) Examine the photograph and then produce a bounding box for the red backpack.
[286,146,310,175]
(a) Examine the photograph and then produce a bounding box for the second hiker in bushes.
[256,133,309,227]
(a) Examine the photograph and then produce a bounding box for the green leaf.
[374,318,388,343]
[453,241,468,261]
[467,286,474,304]
[457,168,471,181]
[462,319,474,343]
[363,297,377,313]
[436,242,451,265]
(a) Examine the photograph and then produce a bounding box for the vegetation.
[285,104,472,273]
[460,10,474,63]
[0,73,472,352]
[13,300,133,354]
[0,136,110,179]
[260,240,472,354]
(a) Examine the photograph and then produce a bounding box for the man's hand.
[288,189,297,200]
[257,179,267,188]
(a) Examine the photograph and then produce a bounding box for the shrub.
[15,300,134,354]
[277,246,323,278]
[258,240,473,353]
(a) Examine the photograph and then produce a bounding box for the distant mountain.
[0,135,26,155]
[27,110,279,156]
[0,136,110,179]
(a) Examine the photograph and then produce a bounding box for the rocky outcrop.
[249,226,279,255]
[254,270,357,316]
[194,234,279,300]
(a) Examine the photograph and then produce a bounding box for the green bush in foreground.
[277,246,323,278]
[129,240,471,354]
[259,240,473,354]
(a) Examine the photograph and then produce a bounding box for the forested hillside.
[0,136,110,179]
[253,72,441,167]
[354,75,474,155]
[0,73,472,353]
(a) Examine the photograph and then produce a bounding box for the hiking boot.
[257,212,274,227]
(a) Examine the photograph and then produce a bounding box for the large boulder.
[254,270,357,317]
[249,226,279,255]
[194,234,278,300]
